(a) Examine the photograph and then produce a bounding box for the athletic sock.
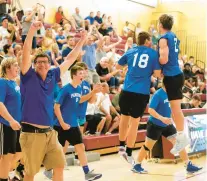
[126,147,133,156]
[177,131,184,135]
[82,165,90,174]
[119,141,125,147]
[75,154,79,159]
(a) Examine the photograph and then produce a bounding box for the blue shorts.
[77,118,86,126]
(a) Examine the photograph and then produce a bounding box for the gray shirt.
[21,16,36,36]
[0,3,6,14]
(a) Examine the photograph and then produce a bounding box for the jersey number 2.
[133,53,149,68]
[174,38,179,52]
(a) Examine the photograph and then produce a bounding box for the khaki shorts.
[19,130,66,176]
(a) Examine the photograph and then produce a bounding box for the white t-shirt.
[0,26,9,49]
[95,92,112,115]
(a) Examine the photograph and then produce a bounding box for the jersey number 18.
[133,53,149,68]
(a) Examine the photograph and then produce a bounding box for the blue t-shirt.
[94,16,102,24]
[149,88,171,127]
[62,47,72,59]
[85,16,95,24]
[118,46,161,95]
[158,31,182,76]
[78,80,91,119]
[20,67,61,126]
[56,35,66,50]
[55,83,82,127]
[82,43,97,70]
[0,79,21,126]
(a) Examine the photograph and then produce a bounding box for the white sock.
[177,131,184,135]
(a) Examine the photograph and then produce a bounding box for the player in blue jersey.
[158,14,189,155]
[75,62,102,134]
[116,32,161,165]
[132,86,202,174]
[54,65,102,181]
[0,58,21,181]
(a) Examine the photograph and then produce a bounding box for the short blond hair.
[0,57,17,78]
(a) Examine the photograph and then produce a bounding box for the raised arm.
[21,21,42,75]
[59,30,87,76]
[79,84,102,103]
[159,38,169,65]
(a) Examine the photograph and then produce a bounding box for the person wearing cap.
[0,16,10,51]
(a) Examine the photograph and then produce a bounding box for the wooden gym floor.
[35,150,207,181]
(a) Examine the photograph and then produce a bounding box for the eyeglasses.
[36,61,50,65]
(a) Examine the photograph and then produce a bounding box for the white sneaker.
[9,171,15,179]
[170,133,189,155]
[118,148,135,166]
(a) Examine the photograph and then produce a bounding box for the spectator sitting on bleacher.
[3,44,15,58]
[106,16,113,32]
[188,56,195,65]
[94,11,103,25]
[46,43,62,67]
[85,94,106,135]
[72,7,84,29]
[123,21,130,37]
[135,22,142,41]
[63,23,74,37]
[182,87,193,104]
[96,83,120,134]
[55,6,65,24]
[62,36,75,60]
[7,22,21,44]
[191,65,206,93]
[0,16,10,51]
[125,37,135,52]
[98,23,108,36]
[96,57,120,94]
[42,28,55,51]
[181,94,201,109]
[85,12,95,25]
[55,27,67,51]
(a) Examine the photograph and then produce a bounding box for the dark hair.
[192,94,201,102]
[137,31,151,45]
[3,44,11,54]
[75,62,88,69]
[34,53,51,64]
[70,65,84,79]
[159,14,174,30]
[189,56,194,59]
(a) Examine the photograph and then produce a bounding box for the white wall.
[20,0,155,34]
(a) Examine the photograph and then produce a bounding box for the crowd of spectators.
[0,3,206,136]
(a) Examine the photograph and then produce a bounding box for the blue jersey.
[118,46,160,95]
[78,80,91,119]
[158,31,182,76]
[0,79,21,126]
[149,88,171,127]
[55,83,81,127]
